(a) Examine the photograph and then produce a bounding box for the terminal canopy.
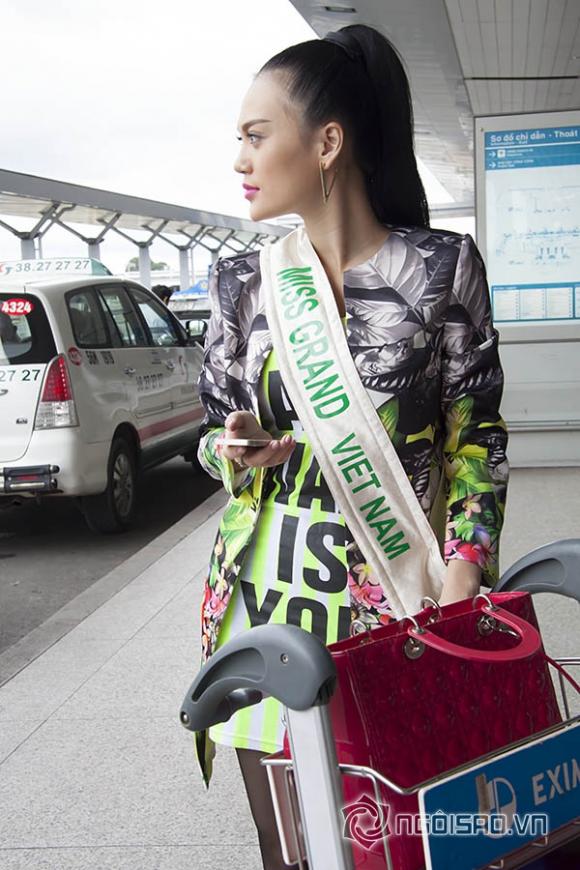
[0,169,291,288]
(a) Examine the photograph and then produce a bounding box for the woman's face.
[234,72,321,221]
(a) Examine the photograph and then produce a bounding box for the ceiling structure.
[0,169,288,287]
[289,0,580,214]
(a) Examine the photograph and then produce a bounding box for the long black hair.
[259,24,429,229]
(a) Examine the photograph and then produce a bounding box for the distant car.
[168,288,209,323]
[0,258,206,532]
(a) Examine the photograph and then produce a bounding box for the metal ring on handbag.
[477,612,499,637]
[350,619,368,637]
[400,614,426,660]
[472,592,498,612]
[399,614,426,635]
[420,596,442,624]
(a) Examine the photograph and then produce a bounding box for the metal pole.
[179,248,190,290]
[138,245,152,289]
[88,241,101,260]
[285,705,354,870]
[189,245,195,285]
[20,238,35,259]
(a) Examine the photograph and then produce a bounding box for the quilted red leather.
[282,592,568,870]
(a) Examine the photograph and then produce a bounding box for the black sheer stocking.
[235,747,305,870]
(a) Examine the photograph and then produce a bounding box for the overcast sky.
[0,0,468,276]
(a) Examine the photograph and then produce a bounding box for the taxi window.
[97,286,147,348]
[67,288,110,348]
[0,293,56,365]
[127,286,181,347]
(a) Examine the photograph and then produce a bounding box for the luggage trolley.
[180,540,580,870]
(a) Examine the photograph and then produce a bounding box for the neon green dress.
[208,348,354,752]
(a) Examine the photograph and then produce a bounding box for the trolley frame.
[262,669,580,870]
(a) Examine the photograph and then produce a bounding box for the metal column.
[138,245,152,289]
[88,241,101,260]
[179,248,190,290]
[20,238,35,259]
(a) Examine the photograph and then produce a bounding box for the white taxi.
[0,258,205,532]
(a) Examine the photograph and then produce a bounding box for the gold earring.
[319,161,338,204]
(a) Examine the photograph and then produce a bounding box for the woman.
[195,23,508,870]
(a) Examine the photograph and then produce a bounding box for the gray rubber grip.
[180,623,336,732]
[496,538,580,603]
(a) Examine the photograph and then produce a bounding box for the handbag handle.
[406,603,542,662]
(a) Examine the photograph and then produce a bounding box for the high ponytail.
[259,24,429,229]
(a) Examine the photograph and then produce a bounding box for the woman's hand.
[438,560,482,606]
[218,411,296,470]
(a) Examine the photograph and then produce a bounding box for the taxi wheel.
[82,437,138,533]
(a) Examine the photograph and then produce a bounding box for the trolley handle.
[179,623,336,732]
[495,537,580,602]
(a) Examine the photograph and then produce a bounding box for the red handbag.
[282,591,577,870]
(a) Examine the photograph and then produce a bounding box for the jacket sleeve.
[196,259,257,498]
[441,234,509,588]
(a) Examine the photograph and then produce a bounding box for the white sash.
[260,226,445,618]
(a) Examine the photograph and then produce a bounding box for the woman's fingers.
[224,410,262,438]
[219,411,271,462]
[218,430,296,468]
[242,435,296,468]
[221,443,257,462]
[224,410,250,431]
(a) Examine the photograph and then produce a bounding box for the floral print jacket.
[194,227,509,786]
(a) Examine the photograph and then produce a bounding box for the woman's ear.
[320,121,344,168]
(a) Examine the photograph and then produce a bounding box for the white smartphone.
[215,437,273,447]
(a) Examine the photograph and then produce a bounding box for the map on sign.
[483,121,580,323]
[0,258,111,279]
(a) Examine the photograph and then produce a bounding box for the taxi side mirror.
[186,320,207,345]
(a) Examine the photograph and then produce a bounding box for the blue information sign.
[482,120,580,323]
[485,126,580,171]
[418,723,580,870]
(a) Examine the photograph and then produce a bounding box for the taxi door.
[94,284,158,434]
[125,284,203,451]
[122,285,182,455]
[65,284,130,447]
